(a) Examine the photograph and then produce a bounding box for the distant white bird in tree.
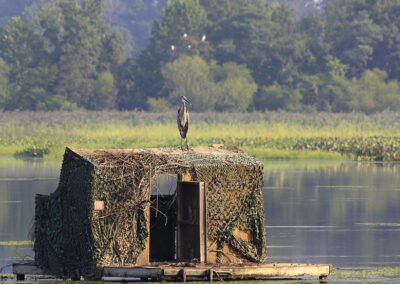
[177,96,191,150]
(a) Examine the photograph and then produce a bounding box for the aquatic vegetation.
[292,136,400,161]
[331,267,400,281]
[2,111,400,160]
[15,146,50,158]
[356,222,400,226]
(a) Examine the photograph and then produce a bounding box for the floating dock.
[13,262,332,281]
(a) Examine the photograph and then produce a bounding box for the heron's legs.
[180,137,183,150]
[185,137,189,150]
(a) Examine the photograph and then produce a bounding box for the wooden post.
[180,269,187,282]
[203,183,208,263]
[208,269,213,282]
[16,274,25,281]
[198,182,206,263]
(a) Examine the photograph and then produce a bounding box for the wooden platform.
[13,262,332,281]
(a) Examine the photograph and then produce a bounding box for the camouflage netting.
[34,146,266,279]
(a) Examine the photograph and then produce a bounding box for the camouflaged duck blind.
[34,145,266,279]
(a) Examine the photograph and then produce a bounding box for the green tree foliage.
[131,0,210,108]
[91,71,117,110]
[0,17,53,110]
[298,56,351,112]
[162,55,218,111]
[199,0,251,24]
[115,58,137,110]
[161,55,256,112]
[214,62,257,111]
[324,0,399,79]
[0,58,10,108]
[147,97,172,112]
[43,0,106,106]
[100,0,169,52]
[256,84,302,111]
[152,0,209,51]
[35,0,124,110]
[209,2,314,91]
[1,0,400,113]
[349,69,400,113]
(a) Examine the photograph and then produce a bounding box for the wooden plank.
[204,184,208,263]
[102,267,161,278]
[13,262,331,280]
[13,263,46,275]
[136,206,150,265]
[198,182,205,263]
[217,264,332,278]
[161,264,331,279]
[163,268,209,277]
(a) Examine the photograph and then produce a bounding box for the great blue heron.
[177,96,191,150]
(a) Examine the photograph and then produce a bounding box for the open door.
[176,181,207,262]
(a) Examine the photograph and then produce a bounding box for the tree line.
[0,0,399,113]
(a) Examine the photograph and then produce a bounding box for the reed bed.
[1,111,400,160]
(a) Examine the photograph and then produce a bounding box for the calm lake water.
[0,157,400,282]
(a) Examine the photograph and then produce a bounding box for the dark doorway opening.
[150,176,206,263]
[150,174,177,262]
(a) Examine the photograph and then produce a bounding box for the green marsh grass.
[2,111,400,160]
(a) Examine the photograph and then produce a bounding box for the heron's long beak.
[184,97,192,106]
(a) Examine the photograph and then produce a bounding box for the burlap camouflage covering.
[34,146,266,279]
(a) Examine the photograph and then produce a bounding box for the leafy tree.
[199,0,251,24]
[100,32,125,72]
[210,2,311,89]
[255,84,302,111]
[323,0,400,79]
[0,17,53,110]
[298,12,327,74]
[147,97,172,112]
[132,0,210,108]
[115,58,137,110]
[298,56,351,112]
[101,0,169,53]
[34,0,124,109]
[162,55,218,111]
[349,69,400,113]
[162,55,257,112]
[214,62,257,111]
[0,58,10,108]
[90,71,117,110]
[51,0,105,106]
[151,0,209,53]
[36,94,78,111]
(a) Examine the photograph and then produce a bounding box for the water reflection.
[0,157,399,276]
[0,157,59,273]
[264,160,400,268]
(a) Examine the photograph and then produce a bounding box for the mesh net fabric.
[34,147,266,279]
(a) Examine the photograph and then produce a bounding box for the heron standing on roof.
[177,96,191,150]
